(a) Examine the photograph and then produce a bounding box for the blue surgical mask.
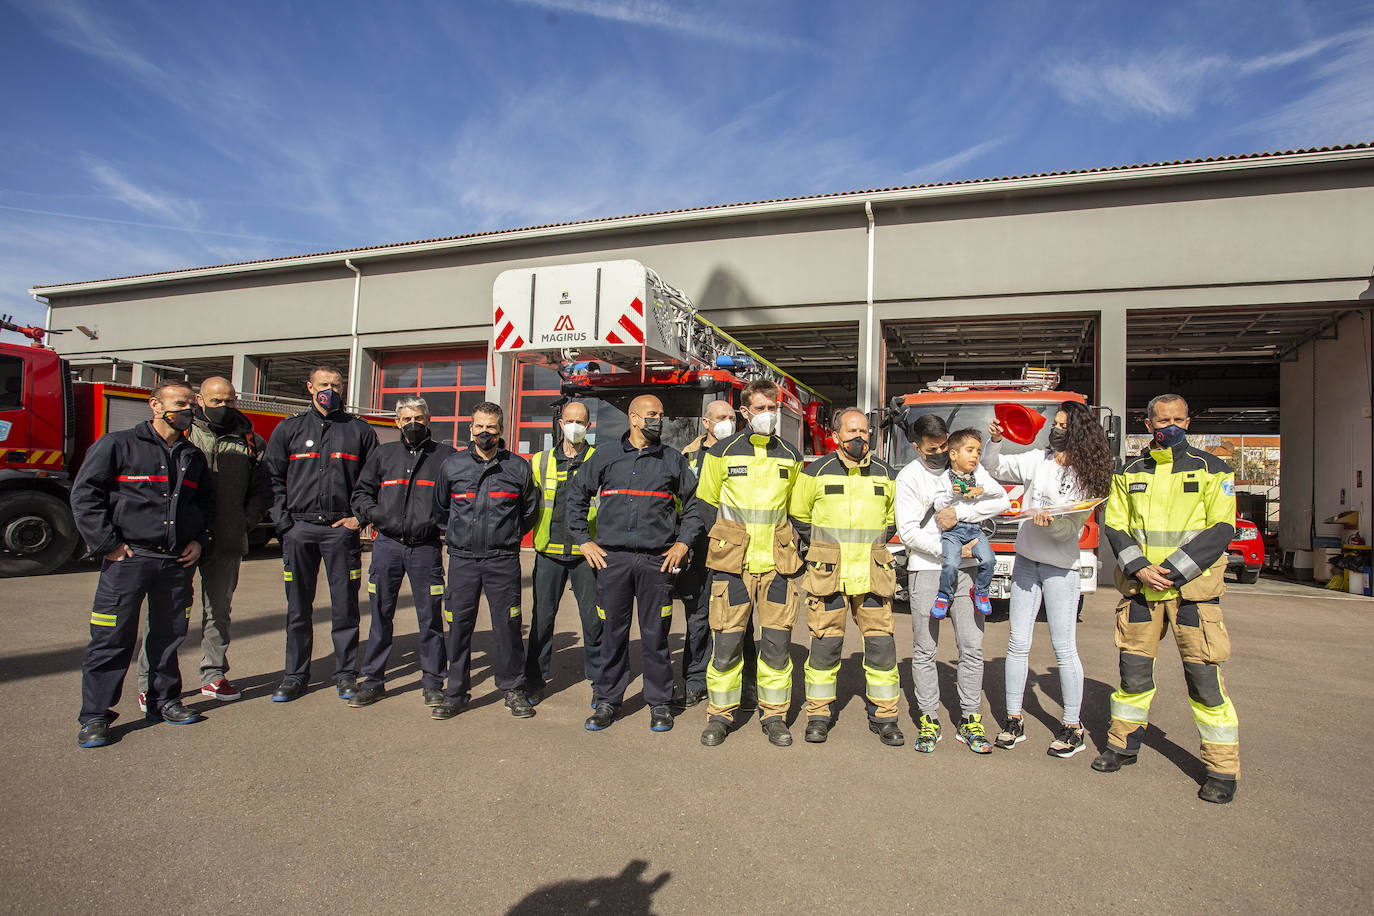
[1152,424,1188,449]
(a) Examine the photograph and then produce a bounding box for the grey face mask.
[922,450,949,472]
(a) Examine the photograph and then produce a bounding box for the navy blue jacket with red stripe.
[70,421,216,557]
[351,436,456,545]
[433,443,538,558]
[261,409,379,532]
[565,432,700,552]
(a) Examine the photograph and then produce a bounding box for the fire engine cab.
[883,367,1116,606]
[492,260,831,456]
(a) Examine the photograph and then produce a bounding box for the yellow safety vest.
[695,430,802,574]
[531,445,596,555]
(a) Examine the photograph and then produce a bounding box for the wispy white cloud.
[0,204,319,246]
[1249,28,1374,146]
[506,0,817,53]
[1044,26,1374,120]
[81,158,202,226]
[20,0,168,87]
[900,137,1008,184]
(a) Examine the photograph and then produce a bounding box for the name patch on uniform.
[728,465,748,477]
[778,468,789,480]
[1129,482,1148,493]
[874,484,885,496]
[1183,481,1199,493]
[825,484,845,495]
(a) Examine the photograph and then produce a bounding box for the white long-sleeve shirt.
[981,439,1088,569]
[896,460,1011,573]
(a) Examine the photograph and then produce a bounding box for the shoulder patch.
[1222,479,1234,496]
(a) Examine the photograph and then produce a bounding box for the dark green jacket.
[189,413,272,557]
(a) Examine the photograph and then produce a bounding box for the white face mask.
[711,418,735,440]
[748,410,778,437]
[562,422,587,444]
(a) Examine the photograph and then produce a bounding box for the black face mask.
[1048,427,1069,452]
[1153,424,1188,449]
[842,436,867,459]
[640,417,663,444]
[401,421,430,446]
[201,404,230,428]
[922,450,949,472]
[473,431,499,452]
[314,388,343,414]
[161,408,195,432]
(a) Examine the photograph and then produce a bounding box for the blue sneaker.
[970,588,992,617]
[931,591,952,619]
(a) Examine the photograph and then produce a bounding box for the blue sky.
[2,0,1372,338]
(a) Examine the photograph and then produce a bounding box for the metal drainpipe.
[863,201,876,413]
[32,293,50,341]
[344,259,362,408]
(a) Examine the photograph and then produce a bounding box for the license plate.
[993,557,1015,577]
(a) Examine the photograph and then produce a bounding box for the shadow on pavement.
[506,859,670,916]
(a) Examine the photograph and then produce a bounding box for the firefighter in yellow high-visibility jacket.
[690,379,804,748]
[788,407,903,746]
[1096,393,1241,804]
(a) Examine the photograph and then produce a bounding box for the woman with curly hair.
[981,400,1114,758]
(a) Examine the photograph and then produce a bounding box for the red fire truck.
[0,320,393,577]
[882,368,1118,606]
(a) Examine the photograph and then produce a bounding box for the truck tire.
[1236,567,1260,585]
[0,490,82,577]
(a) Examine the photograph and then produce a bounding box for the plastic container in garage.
[1293,550,1315,580]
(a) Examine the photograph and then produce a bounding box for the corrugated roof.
[31,142,1373,291]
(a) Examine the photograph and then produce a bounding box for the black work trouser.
[80,555,193,724]
[444,554,525,700]
[594,550,675,707]
[675,557,756,693]
[360,533,446,690]
[281,522,362,684]
[526,551,602,689]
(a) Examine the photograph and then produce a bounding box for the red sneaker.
[137,691,147,713]
[201,678,241,701]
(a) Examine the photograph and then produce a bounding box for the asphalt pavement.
[1,551,1370,914]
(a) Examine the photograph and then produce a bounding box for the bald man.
[675,399,756,707]
[566,395,701,732]
[135,377,271,705]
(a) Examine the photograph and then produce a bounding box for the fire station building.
[29,144,1374,560]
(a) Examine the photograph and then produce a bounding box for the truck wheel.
[0,490,81,577]
[1236,567,1261,585]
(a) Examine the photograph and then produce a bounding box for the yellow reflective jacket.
[788,450,897,596]
[1104,441,1236,600]
[692,430,802,574]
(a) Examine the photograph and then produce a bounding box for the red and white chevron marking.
[603,297,644,345]
[493,307,525,350]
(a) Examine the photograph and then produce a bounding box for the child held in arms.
[930,428,1005,618]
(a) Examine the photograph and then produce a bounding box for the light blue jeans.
[1005,557,1083,724]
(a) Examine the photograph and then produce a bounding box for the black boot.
[761,719,792,747]
[804,718,830,743]
[1198,776,1237,805]
[1090,747,1138,772]
[870,719,905,747]
[701,719,729,746]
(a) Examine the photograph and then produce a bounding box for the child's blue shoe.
[931,591,952,619]
[970,588,992,617]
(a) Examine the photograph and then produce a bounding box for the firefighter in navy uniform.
[525,399,602,704]
[1095,393,1241,805]
[71,380,216,748]
[261,366,379,702]
[566,394,700,732]
[675,399,757,707]
[788,407,903,746]
[349,396,456,709]
[430,401,540,720]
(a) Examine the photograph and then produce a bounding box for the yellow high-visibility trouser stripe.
[509,606,520,617]
[755,657,792,706]
[596,606,605,620]
[863,663,901,701]
[91,612,118,627]
[1191,698,1239,744]
[804,661,839,702]
[443,610,453,623]
[1110,689,1154,724]
[661,605,672,617]
[349,569,361,580]
[283,571,293,581]
[367,583,377,594]
[430,584,444,595]
[707,655,743,709]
